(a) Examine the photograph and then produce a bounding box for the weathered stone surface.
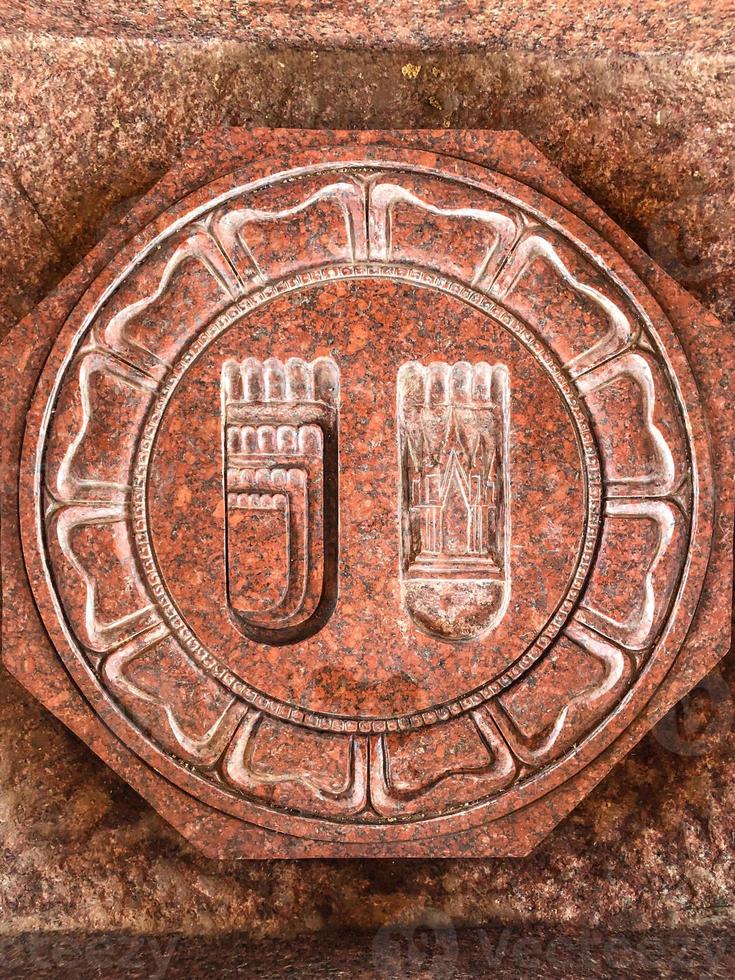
[1,1,730,53]
[1,17,735,952]
[2,922,735,979]
[1,41,733,342]
[2,127,732,862]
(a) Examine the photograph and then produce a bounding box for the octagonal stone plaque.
[2,129,733,858]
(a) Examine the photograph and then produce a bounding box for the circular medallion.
[136,272,601,730]
[21,150,708,839]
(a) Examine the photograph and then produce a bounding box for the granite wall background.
[0,4,734,976]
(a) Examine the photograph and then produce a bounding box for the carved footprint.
[222,356,339,644]
[397,360,511,642]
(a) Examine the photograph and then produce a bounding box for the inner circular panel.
[148,277,586,719]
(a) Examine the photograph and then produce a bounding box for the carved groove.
[222,356,340,644]
[23,159,705,837]
[397,359,511,642]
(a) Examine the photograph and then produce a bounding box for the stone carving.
[397,360,510,641]
[222,711,369,817]
[367,182,519,284]
[221,356,340,644]
[3,131,730,860]
[100,225,244,376]
[103,625,246,766]
[489,622,634,767]
[369,709,517,818]
[577,498,682,650]
[490,232,636,377]
[576,352,678,495]
[213,180,368,283]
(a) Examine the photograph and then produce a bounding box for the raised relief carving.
[98,224,243,378]
[490,231,637,377]
[490,624,634,768]
[576,499,684,651]
[576,352,679,496]
[397,360,511,641]
[14,144,720,859]
[367,180,520,287]
[49,504,158,652]
[103,627,246,765]
[44,350,161,653]
[213,179,368,286]
[369,710,517,818]
[222,711,368,818]
[221,356,340,644]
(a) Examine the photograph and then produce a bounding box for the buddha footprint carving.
[222,356,339,645]
[397,360,511,642]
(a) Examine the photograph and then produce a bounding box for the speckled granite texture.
[1,1,732,54]
[6,127,730,861]
[0,5,734,975]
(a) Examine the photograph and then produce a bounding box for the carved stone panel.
[1,129,733,858]
[222,355,340,643]
[397,360,511,641]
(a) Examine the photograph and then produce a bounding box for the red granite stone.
[1,128,733,858]
[2,1,730,54]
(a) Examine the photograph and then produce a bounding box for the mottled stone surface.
[2,923,735,978]
[4,127,730,861]
[1,40,733,339]
[0,13,734,970]
[1,1,732,54]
